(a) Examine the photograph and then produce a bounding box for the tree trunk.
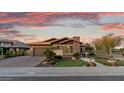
[109,48,112,56]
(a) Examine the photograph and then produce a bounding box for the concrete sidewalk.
[81,58,107,67]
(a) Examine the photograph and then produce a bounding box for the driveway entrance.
[0,56,43,67]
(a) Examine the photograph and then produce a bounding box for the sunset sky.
[0,12,124,43]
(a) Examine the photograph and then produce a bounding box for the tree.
[85,44,94,50]
[93,33,121,56]
[85,44,95,57]
[44,47,56,60]
[73,52,80,59]
[120,48,124,56]
[93,39,103,50]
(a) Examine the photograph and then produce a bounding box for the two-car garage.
[31,46,50,56]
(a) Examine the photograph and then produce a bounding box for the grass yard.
[115,61,124,66]
[54,59,86,67]
[96,58,109,66]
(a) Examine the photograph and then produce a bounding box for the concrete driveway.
[0,56,43,67]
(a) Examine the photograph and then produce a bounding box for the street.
[1,76,124,81]
[0,67,123,80]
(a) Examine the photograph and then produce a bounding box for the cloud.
[1,12,124,42]
[3,12,124,30]
[100,23,124,31]
[117,32,124,36]
[0,12,100,29]
[0,30,44,43]
[98,12,124,16]
[80,36,96,43]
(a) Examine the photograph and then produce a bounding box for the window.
[70,46,73,53]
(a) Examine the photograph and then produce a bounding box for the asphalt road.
[0,67,124,80]
[0,76,124,81]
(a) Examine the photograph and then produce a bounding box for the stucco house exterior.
[29,36,82,56]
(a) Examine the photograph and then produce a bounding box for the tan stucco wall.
[73,37,80,53]
[53,44,73,55]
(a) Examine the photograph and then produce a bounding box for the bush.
[0,47,3,55]
[85,61,96,67]
[5,50,10,58]
[19,50,25,56]
[11,51,16,57]
[54,55,63,60]
[73,53,80,59]
[122,54,124,56]
[5,50,13,58]
[91,62,97,67]
[85,62,91,67]
[50,61,56,65]
[44,48,56,60]
[5,50,25,58]
[15,51,19,56]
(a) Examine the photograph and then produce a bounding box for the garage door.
[33,46,50,56]
[33,48,45,56]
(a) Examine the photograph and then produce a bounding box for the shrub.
[5,50,12,58]
[5,49,25,58]
[50,61,56,65]
[44,48,56,60]
[54,55,62,60]
[11,51,16,57]
[73,53,80,59]
[19,50,25,56]
[16,51,20,56]
[92,62,97,67]
[0,47,3,55]
[5,50,9,58]
[122,54,124,56]
[85,62,91,67]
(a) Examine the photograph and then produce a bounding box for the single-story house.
[28,36,82,56]
[0,39,30,55]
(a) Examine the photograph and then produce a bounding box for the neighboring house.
[0,39,30,55]
[95,49,122,59]
[29,37,82,56]
[95,50,109,59]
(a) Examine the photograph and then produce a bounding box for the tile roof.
[12,40,30,48]
[0,39,30,48]
[29,37,82,46]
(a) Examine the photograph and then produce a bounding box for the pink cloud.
[100,23,124,31]
[117,32,124,36]
[1,12,124,43]
[99,12,124,16]
[0,28,10,33]
[0,18,16,23]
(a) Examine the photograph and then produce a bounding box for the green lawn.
[115,61,124,66]
[96,58,109,66]
[54,59,86,67]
